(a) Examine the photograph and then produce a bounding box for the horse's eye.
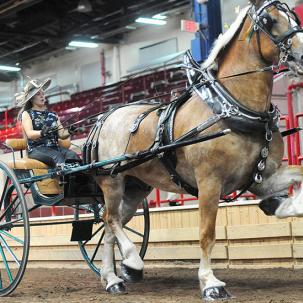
[259,12,275,32]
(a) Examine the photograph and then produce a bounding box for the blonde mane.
[201,6,251,69]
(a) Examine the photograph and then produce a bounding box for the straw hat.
[15,78,51,107]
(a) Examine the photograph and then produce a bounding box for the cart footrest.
[70,220,94,241]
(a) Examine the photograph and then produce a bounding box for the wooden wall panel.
[9,203,303,268]
[227,223,291,239]
[229,244,292,259]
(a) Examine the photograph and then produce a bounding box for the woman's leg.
[29,146,80,167]
[28,147,57,167]
[29,146,68,167]
[57,147,80,162]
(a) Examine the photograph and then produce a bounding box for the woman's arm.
[21,111,42,140]
[57,117,70,139]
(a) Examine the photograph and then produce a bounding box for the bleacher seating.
[0,66,188,144]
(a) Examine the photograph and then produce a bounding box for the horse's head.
[249,0,303,74]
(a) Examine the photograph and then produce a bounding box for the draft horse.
[86,0,303,300]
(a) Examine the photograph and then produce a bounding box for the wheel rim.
[0,162,30,296]
[75,199,149,277]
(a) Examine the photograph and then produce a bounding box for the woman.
[16,78,80,167]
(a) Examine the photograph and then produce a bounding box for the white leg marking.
[198,244,225,290]
[275,186,303,218]
[101,225,124,289]
[115,227,144,270]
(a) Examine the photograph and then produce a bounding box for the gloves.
[68,125,78,135]
[41,125,56,137]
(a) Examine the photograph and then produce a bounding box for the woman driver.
[16,78,80,167]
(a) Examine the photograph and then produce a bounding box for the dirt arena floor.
[4,267,303,303]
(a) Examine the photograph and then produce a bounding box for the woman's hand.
[41,125,56,137]
[68,125,78,135]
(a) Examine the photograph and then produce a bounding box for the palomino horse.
[89,0,303,300]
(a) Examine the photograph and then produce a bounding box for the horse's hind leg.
[119,181,152,283]
[251,165,303,218]
[97,176,144,293]
[196,174,231,301]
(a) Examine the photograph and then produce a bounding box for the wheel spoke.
[0,244,13,283]
[0,177,9,210]
[0,217,25,230]
[0,235,20,266]
[81,224,104,247]
[0,196,19,223]
[124,225,144,238]
[0,230,24,245]
[90,230,105,263]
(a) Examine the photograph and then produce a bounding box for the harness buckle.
[220,101,240,118]
[266,130,273,141]
[254,173,263,184]
[260,146,269,158]
[257,160,266,171]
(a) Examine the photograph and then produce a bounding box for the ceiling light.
[125,25,136,30]
[0,65,21,72]
[152,14,167,20]
[77,0,92,13]
[135,17,167,25]
[69,41,98,48]
[65,46,77,50]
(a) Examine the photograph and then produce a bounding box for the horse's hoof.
[120,263,143,283]
[106,282,127,295]
[259,195,286,216]
[202,286,231,301]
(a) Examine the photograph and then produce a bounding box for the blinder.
[259,11,275,32]
[249,0,303,65]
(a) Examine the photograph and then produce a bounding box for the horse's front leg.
[196,175,231,300]
[251,165,303,218]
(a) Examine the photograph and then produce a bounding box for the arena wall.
[20,201,303,269]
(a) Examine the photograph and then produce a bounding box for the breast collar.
[183,51,280,134]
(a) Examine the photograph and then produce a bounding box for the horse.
[87,0,303,300]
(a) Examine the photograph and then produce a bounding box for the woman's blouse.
[26,109,58,153]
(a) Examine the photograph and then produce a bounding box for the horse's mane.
[201,6,251,69]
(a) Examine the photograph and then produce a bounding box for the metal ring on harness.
[254,173,263,183]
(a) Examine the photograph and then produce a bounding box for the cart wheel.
[0,161,30,296]
[74,198,149,277]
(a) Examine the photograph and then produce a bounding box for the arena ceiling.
[0,0,190,81]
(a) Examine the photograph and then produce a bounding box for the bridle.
[248,0,303,66]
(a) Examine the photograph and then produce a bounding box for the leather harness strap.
[153,51,281,200]
[82,100,162,164]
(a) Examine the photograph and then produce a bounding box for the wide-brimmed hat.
[15,78,51,107]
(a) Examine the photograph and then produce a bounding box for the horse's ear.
[249,0,264,7]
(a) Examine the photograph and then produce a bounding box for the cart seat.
[5,138,72,195]
[5,138,71,170]
[7,158,49,170]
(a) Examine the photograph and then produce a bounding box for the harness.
[82,0,302,200]
[149,53,277,198]
[82,100,164,165]
[149,0,303,200]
